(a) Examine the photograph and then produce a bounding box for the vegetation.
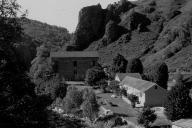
[82,89,99,121]
[0,0,52,127]
[126,58,143,74]
[138,107,157,128]
[108,80,121,95]
[144,62,168,89]
[165,80,192,121]
[63,86,83,114]
[127,94,139,108]
[111,53,128,73]
[85,65,106,86]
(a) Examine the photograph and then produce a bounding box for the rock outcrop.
[71,4,105,50]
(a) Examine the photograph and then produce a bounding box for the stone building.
[51,51,99,81]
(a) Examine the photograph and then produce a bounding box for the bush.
[127,94,138,107]
[138,107,157,128]
[63,86,83,113]
[53,82,68,99]
[85,65,106,86]
[111,53,128,73]
[81,89,99,121]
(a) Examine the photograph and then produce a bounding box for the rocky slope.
[71,0,192,72]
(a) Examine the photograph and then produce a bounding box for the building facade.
[51,51,99,81]
[120,76,168,107]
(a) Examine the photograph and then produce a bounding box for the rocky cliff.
[71,0,192,72]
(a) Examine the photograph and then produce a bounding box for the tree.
[165,81,192,121]
[63,86,83,113]
[108,80,121,95]
[144,62,168,89]
[126,58,143,74]
[127,94,138,108]
[111,53,128,73]
[138,107,157,128]
[81,89,99,121]
[85,65,106,86]
[53,82,67,99]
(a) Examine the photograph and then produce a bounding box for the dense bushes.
[62,86,99,120]
[138,107,157,128]
[165,80,192,121]
[111,53,128,73]
[85,65,106,86]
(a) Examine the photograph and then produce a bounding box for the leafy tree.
[111,53,128,73]
[53,82,67,99]
[144,62,168,89]
[127,94,138,108]
[81,89,99,121]
[96,79,108,93]
[63,86,83,113]
[165,81,192,121]
[138,107,157,128]
[85,65,106,86]
[126,58,143,74]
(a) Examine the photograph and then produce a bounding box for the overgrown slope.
[72,0,192,72]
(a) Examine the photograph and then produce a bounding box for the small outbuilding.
[120,76,168,107]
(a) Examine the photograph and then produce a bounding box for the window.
[74,70,77,75]
[73,61,77,67]
[92,61,96,66]
[155,86,158,89]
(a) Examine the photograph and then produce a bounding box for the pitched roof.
[120,76,157,92]
[50,51,99,58]
[116,73,142,81]
[173,119,192,128]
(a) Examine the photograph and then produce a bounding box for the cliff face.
[71,4,105,50]
[71,0,192,72]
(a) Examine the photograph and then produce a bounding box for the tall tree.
[144,62,168,89]
[126,58,143,74]
[0,1,51,127]
[81,89,99,121]
[85,65,106,86]
[111,53,128,73]
[165,80,192,121]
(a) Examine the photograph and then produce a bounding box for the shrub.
[63,86,83,113]
[53,82,68,99]
[138,107,157,128]
[111,53,128,73]
[81,89,99,121]
[127,94,138,107]
[85,65,106,86]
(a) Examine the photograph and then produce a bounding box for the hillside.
[70,0,192,72]
[15,18,71,69]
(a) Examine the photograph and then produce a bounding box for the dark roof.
[116,73,142,81]
[120,76,158,92]
[50,51,99,58]
[173,119,192,128]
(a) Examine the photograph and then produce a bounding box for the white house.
[172,119,192,128]
[120,76,168,107]
[115,73,142,82]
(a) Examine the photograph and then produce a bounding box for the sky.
[17,0,135,33]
